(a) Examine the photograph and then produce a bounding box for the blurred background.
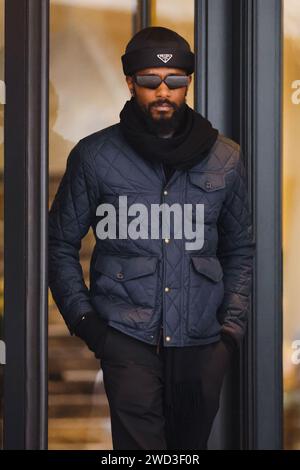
[0,0,299,450]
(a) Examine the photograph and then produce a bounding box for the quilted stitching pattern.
[48,123,255,347]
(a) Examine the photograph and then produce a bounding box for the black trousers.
[101,326,231,450]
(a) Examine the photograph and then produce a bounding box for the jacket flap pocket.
[189,172,225,192]
[95,253,158,281]
[191,256,223,282]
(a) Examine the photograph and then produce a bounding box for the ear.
[125,75,135,96]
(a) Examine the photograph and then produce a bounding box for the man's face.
[125,67,192,134]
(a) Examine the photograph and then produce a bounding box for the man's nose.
[155,81,171,98]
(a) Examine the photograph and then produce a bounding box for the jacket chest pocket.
[188,171,226,223]
[93,252,160,311]
[187,255,224,338]
[188,171,226,192]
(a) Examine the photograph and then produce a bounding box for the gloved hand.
[73,311,110,359]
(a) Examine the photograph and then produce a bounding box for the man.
[48,26,255,450]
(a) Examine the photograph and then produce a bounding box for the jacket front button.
[116,271,124,279]
[205,181,213,189]
[164,238,170,243]
[163,190,168,195]
[164,287,170,292]
[166,336,171,342]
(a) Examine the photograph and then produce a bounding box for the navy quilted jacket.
[48,123,255,347]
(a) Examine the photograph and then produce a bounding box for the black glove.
[73,311,109,359]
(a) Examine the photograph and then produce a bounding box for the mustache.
[150,100,176,109]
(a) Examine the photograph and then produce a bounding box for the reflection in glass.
[49,0,137,450]
[283,0,300,450]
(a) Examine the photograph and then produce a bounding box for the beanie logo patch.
[157,53,173,63]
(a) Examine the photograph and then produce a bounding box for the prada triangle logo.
[157,53,173,63]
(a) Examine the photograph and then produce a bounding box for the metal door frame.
[3,0,49,449]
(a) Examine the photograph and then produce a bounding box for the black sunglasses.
[133,73,189,90]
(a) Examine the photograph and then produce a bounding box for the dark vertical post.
[194,0,208,115]
[245,0,283,449]
[134,0,152,32]
[4,0,49,449]
[231,0,283,450]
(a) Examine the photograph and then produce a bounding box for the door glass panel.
[49,0,137,450]
[151,0,194,108]
[283,0,300,450]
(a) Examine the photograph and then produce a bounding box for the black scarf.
[119,96,219,172]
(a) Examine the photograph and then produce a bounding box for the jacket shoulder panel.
[78,123,120,157]
[206,134,240,173]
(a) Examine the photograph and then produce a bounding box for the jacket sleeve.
[48,140,99,334]
[216,149,256,346]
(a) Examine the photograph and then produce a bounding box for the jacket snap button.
[164,238,170,243]
[163,190,168,196]
[164,287,170,292]
[205,181,213,189]
[166,336,171,342]
[116,271,124,279]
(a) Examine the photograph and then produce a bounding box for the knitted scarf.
[119,96,219,172]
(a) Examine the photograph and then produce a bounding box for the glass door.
[48,0,195,450]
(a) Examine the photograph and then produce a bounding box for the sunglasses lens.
[135,75,162,89]
[165,75,189,89]
[135,74,189,89]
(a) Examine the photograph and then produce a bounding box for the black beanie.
[121,26,195,76]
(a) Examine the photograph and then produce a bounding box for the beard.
[132,95,187,137]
